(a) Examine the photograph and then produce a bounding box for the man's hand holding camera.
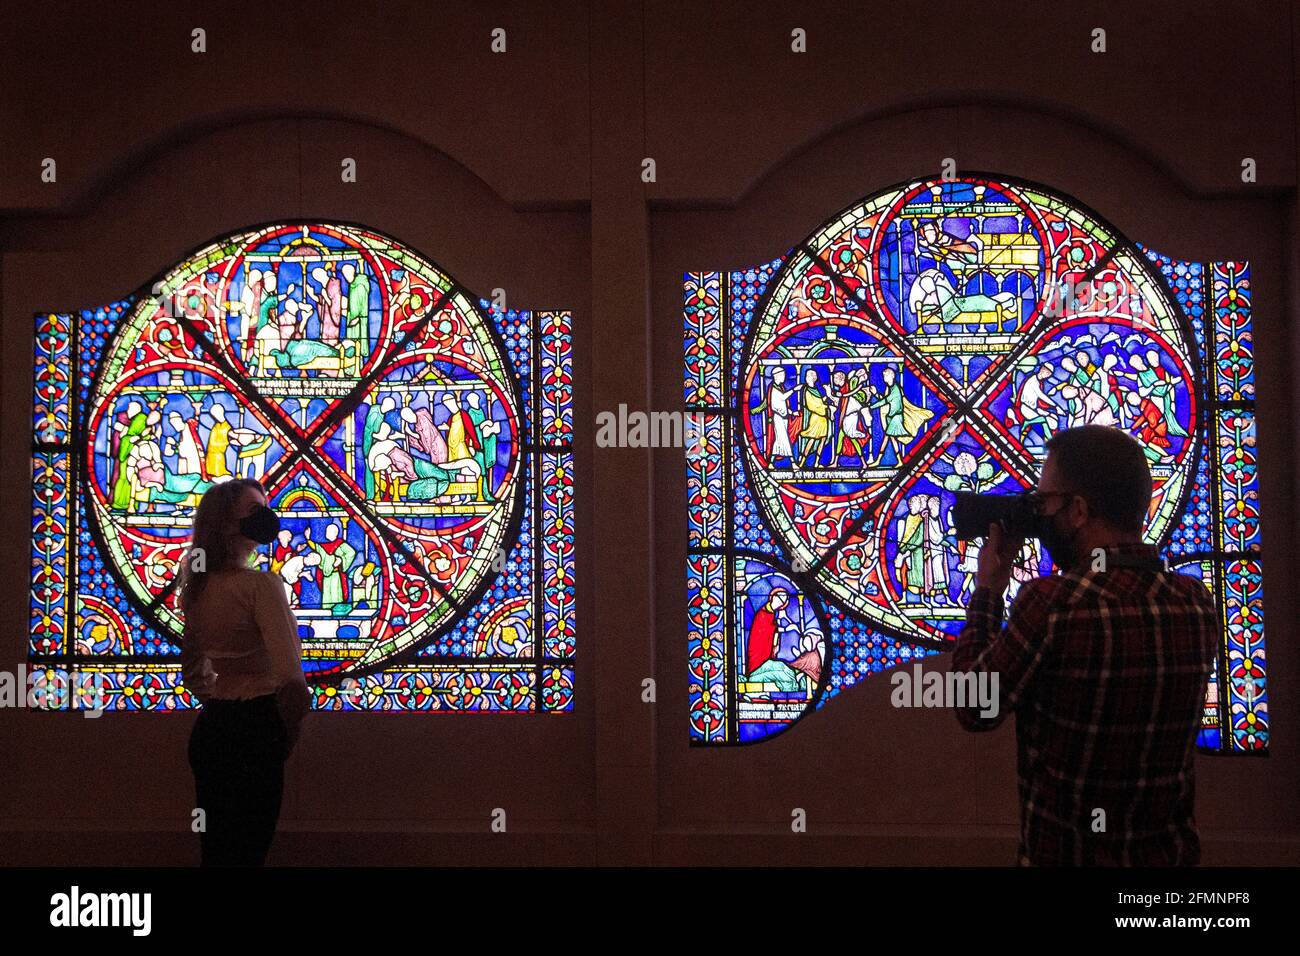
[975,521,1023,594]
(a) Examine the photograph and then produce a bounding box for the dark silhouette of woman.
[179,478,310,866]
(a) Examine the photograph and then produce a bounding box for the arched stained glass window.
[31,223,574,713]
[685,175,1266,750]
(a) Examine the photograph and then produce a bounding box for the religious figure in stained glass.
[685,175,1265,751]
[32,223,574,713]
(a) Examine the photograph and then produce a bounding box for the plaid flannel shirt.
[952,542,1219,866]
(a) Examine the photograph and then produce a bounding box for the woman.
[178,478,311,866]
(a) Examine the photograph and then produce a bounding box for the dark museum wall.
[1,0,1296,865]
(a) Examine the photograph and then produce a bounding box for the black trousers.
[187,694,289,867]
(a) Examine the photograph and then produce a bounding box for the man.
[1058,355,1085,428]
[111,400,150,510]
[952,425,1217,866]
[361,395,397,498]
[1058,381,1117,428]
[1097,353,1124,423]
[915,220,979,266]
[442,392,482,467]
[757,365,797,465]
[255,270,284,336]
[465,391,499,500]
[1142,348,1189,440]
[895,495,927,602]
[1012,364,1055,444]
[1127,389,1174,464]
[306,522,357,612]
[306,265,343,345]
[279,548,317,608]
[923,495,949,599]
[239,267,264,359]
[270,528,295,577]
[831,367,869,463]
[364,419,402,501]
[204,403,232,479]
[869,366,932,466]
[167,409,209,480]
[401,402,448,464]
[341,262,371,347]
[351,561,380,609]
[797,368,830,468]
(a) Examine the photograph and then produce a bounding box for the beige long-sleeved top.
[180,568,304,701]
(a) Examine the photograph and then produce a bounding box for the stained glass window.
[31,223,574,713]
[685,175,1266,750]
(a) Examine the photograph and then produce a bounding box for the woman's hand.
[183,656,218,704]
[276,679,311,755]
[195,658,219,702]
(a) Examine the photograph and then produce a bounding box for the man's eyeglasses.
[1029,490,1076,515]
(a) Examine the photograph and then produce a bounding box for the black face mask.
[1038,507,1080,571]
[239,504,280,545]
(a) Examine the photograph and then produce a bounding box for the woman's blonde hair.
[178,478,266,612]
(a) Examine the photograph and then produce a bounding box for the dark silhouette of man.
[952,425,1218,865]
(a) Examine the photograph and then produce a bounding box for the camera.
[952,490,1048,542]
